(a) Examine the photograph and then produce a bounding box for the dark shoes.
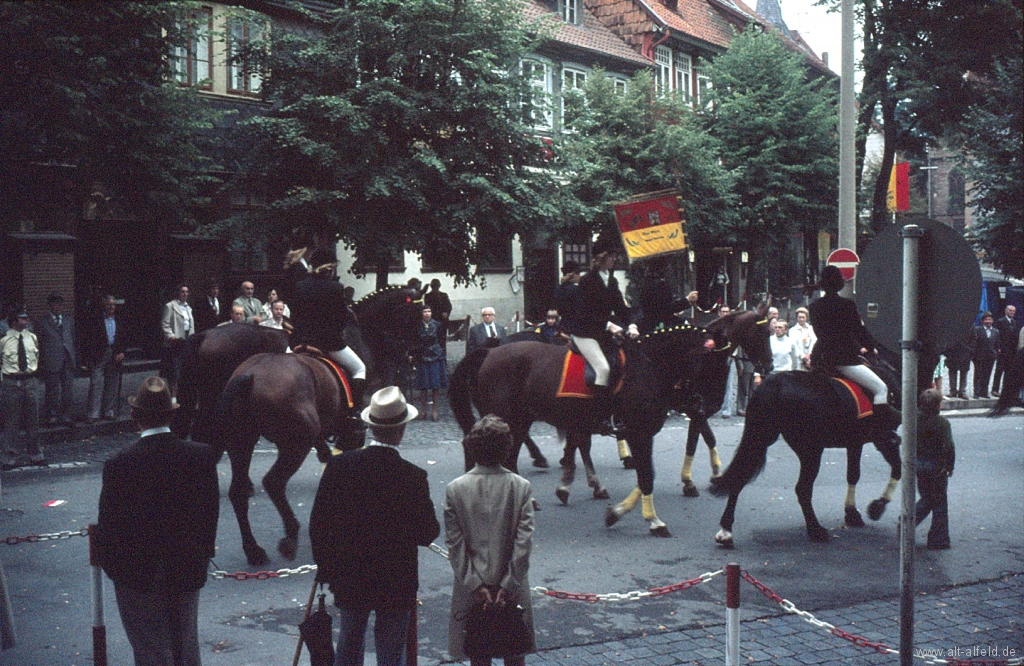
[927,540,951,550]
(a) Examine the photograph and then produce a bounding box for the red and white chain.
[3,527,89,545]
[209,564,318,581]
[531,569,723,603]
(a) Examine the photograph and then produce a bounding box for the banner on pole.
[886,162,910,212]
[612,191,687,260]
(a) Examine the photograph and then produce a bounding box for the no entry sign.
[827,248,860,281]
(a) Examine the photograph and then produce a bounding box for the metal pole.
[88,524,108,666]
[838,0,857,297]
[899,225,922,666]
[725,563,741,666]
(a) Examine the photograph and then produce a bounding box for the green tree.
[706,25,838,289]
[0,2,214,231]
[235,0,568,287]
[951,57,1023,278]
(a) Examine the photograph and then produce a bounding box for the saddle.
[292,345,354,409]
[556,343,626,399]
[831,377,874,419]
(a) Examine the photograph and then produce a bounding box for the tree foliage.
[950,57,1024,278]
[705,25,838,285]
[0,1,214,230]
[235,0,568,285]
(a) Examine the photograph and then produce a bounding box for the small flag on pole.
[886,162,910,212]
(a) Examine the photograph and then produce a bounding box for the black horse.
[710,352,905,546]
[451,325,711,536]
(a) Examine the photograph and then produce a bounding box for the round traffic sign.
[826,248,860,281]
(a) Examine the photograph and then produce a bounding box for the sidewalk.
[520,573,1022,666]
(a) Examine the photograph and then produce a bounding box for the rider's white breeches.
[837,364,888,404]
[329,347,366,380]
[572,335,610,386]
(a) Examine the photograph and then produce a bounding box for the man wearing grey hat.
[310,386,440,666]
[1,307,45,469]
[96,376,219,666]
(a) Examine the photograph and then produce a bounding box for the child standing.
[915,389,955,549]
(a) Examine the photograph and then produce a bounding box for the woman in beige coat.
[445,415,536,665]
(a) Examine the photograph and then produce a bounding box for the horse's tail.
[709,377,780,497]
[212,372,255,453]
[450,348,489,434]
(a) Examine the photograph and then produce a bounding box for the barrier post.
[88,524,107,666]
[725,563,740,666]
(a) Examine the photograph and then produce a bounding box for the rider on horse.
[565,233,639,430]
[808,265,900,430]
[284,248,368,410]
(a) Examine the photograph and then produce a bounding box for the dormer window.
[560,0,580,25]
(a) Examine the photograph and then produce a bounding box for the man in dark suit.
[310,386,440,666]
[84,295,128,423]
[992,304,1019,396]
[192,280,226,333]
[96,376,219,666]
[971,311,999,398]
[465,306,507,356]
[36,292,77,425]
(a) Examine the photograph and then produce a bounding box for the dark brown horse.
[216,352,357,566]
[450,325,711,536]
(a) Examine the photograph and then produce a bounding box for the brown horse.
[216,352,357,566]
[450,325,711,536]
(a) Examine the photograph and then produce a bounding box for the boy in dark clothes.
[914,389,955,549]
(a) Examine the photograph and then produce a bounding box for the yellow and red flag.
[612,191,687,260]
[886,162,910,212]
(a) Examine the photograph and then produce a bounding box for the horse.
[450,325,712,536]
[172,286,422,443]
[216,352,360,566]
[709,351,906,547]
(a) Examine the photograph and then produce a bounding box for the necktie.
[487,325,495,338]
[213,298,219,316]
[18,334,28,373]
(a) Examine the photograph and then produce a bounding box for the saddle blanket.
[833,377,874,419]
[313,356,354,409]
[556,349,626,399]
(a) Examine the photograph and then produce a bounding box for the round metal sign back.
[854,217,981,354]
[827,248,860,281]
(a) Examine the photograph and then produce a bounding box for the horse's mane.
[352,285,419,314]
[635,324,709,361]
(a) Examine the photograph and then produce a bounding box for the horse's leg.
[579,434,609,500]
[704,420,722,479]
[227,438,269,566]
[523,435,549,468]
[262,441,311,561]
[681,415,701,497]
[617,436,634,469]
[502,422,526,476]
[556,430,578,505]
[715,493,740,549]
[868,432,903,521]
[844,445,866,527]
[794,448,829,542]
[606,434,669,537]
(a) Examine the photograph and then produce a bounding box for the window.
[613,77,629,94]
[228,20,263,95]
[476,227,513,272]
[655,46,672,95]
[352,247,406,274]
[560,0,579,25]
[695,64,712,107]
[173,8,213,89]
[561,67,587,132]
[522,59,552,129]
[674,53,692,102]
[562,241,589,270]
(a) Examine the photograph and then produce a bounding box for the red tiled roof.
[523,0,653,67]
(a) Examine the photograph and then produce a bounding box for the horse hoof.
[621,456,635,470]
[649,526,672,538]
[246,547,270,567]
[531,498,542,512]
[867,498,889,521]
[682,481,700,498]
[714,529,734,549]
[604,506,622,527]
[845,507,866,528]
[278,537,298,560]
[593,487,610,500]
[808,526,831,543]
[556,487,570,505]
[533,457,550,469]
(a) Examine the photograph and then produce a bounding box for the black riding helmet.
[818,265,845,294]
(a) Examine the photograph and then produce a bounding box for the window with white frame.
[228,19,263,95]
[655,46,672,95]
[560,0,580,25]
[521,59,552,129]
[674,53,692,102]
[173,7,212,88]
[613,77,628,94]
[561,67,587,131]
[695,64,712,107]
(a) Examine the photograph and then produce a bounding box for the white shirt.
[770,334,801,373]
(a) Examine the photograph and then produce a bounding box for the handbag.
[463,591,531,659]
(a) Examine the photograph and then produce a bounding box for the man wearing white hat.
[309,386,440,666]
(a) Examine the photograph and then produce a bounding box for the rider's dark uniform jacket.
[638,275,683,335]
[289,274,350,352]
[808,293,872,369]
[567,269,632,342]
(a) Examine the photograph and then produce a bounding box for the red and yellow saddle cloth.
[833,377,874,419]
[313,356,354,409]
[556,349,626,399]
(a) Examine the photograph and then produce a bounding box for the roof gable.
[523,0,653,68]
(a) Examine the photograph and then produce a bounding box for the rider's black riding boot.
[349,378,366,411]
[591,385,615,437]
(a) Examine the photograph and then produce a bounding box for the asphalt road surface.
[1,410,1021,665]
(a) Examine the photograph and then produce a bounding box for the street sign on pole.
[826,248,860,281]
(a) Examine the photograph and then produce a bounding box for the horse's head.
[352,285,423,342]
[707,311,773,376]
